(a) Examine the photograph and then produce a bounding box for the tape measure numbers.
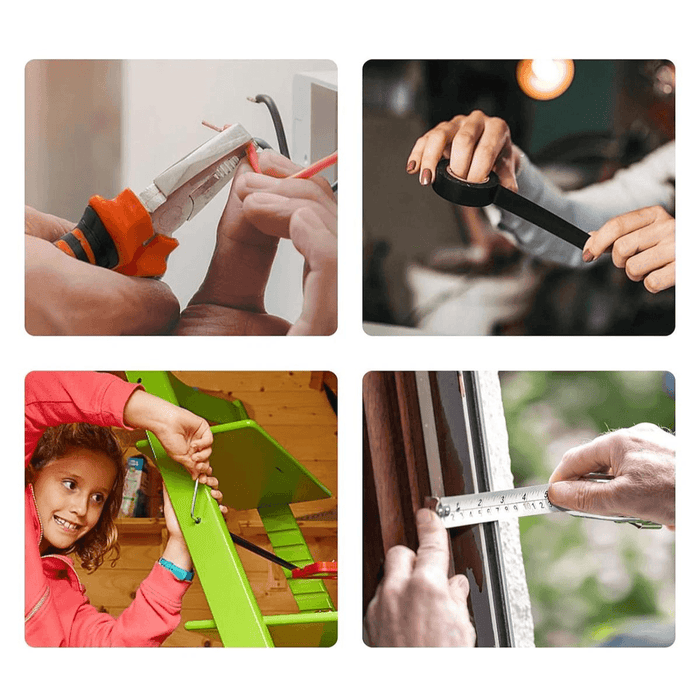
[428,481,661,530]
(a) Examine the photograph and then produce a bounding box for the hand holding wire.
[174,146,337,335]
[234,151,337,237]
[235,150,337,335]
[202,120,337,182]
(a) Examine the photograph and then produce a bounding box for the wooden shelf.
[116,517,337,539]
[232,520,337,539]
[116,517,165,534]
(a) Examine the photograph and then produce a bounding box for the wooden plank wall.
[76,371,337,647]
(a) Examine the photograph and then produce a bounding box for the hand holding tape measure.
[429,424,675,531]
[547,423,675,528]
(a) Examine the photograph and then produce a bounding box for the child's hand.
[153,406,214,480]
[161,478,228,574]
[124,392,214,480]
[163,475,228,540]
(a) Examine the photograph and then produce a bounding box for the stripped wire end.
[201,120,224,132]
[202,120,261,173]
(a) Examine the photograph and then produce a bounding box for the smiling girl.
[25,371,224,647]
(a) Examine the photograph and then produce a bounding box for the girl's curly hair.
[28,423,126,573]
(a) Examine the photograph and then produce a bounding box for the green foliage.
[499,371,674,647]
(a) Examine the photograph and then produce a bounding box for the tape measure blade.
[435,484,562,528]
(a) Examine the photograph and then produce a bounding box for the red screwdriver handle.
[291,562,337,579]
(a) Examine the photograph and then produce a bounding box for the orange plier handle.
[55,189,178,278]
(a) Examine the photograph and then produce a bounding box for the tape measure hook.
[425,496,450,518]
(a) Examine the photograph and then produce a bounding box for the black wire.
[250,93,337,193]
[249,94,290,158]
[323,382,337,415]
[253,137,273,151]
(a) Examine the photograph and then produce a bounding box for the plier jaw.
[55,123,255,277]
[140,123,254,237]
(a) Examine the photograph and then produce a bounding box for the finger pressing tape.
[432,159,589,250]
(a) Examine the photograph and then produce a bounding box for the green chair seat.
[137,420,330,510]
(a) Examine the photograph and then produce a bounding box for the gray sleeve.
[495,142,675,267]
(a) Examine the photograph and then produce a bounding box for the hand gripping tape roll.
[432,159,589,250]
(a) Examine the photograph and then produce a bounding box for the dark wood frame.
[363,371,515,647]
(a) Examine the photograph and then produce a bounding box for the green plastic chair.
[126,371,337,647]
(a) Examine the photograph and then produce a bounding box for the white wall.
[122,59,336,320]
[25,60,123,220]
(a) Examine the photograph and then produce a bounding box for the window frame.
[363,370,529,647]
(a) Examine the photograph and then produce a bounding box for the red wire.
[290,151,338,180]
[246,141,262,174]
[204,122,335,181]
[247,141,336,181]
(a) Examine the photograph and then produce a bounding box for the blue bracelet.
[158,557,194,582]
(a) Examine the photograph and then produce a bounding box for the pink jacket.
[25,372,191,647]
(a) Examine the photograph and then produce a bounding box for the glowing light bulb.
[516,60,575,100]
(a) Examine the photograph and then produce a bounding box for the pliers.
[55,123,255,277]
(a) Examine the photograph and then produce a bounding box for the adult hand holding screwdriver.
[548,424,675,528]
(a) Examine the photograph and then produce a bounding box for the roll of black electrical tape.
[433,161,500,207]
[432,158,588,250]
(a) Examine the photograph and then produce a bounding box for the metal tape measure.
[427,479,661,530]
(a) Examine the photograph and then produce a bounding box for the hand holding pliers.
[55,124,254,277]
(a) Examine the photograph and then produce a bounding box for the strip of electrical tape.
[432,159,589,250]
